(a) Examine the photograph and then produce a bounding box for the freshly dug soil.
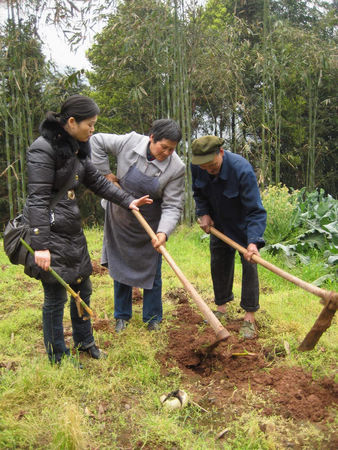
[159,288,337,425]
[93,286,337,447]
[91,260,108,276]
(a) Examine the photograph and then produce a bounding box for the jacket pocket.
[222,188,239,199]
[194,178,208,189]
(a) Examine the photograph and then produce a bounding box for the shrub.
[261,184,299,245]
[262,187,338,283]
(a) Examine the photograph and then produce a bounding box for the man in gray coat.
[91,119,185,332]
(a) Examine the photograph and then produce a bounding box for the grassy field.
[0,224,337,449]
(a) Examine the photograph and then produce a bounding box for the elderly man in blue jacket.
[191,136,266,339]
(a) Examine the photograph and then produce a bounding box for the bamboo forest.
[0,0,337,226]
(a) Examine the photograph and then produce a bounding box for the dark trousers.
[42,277,94,362]
[114,257,163,324]
[210,234,259,312]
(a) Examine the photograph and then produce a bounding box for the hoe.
[208,226,337,351]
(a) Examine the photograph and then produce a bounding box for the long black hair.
[45,95,100,126]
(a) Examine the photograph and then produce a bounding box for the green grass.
[0,224,337,448]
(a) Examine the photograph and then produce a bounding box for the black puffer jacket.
[23,119,135,284]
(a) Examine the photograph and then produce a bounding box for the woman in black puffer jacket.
[23,95,152,365]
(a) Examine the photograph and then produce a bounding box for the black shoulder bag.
[3,158,80,265]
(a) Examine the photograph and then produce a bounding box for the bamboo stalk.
[20,238,94,318]
[2,74,14,218]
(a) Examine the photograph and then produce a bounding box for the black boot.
[78,344,107,359]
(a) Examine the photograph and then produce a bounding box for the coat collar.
[39,119,90,159]
[217,151,230,180]
[132,135,172,172]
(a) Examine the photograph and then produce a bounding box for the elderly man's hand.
[197,215,214,233]
[244,243,259,263]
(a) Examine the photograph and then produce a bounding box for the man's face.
[198,149,224,175]
[149,135,178,161]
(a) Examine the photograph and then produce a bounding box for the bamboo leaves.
[0,9,44,219]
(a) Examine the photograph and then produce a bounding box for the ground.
[92,278,337,448]
[158,289,336,423]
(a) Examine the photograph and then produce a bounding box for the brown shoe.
[214,310,227,320]
[203,310,226,324]
[239,321,257,339]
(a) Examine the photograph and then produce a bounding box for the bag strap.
[49,157,81,210]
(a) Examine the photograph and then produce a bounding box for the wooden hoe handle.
[209,226,337,303]
[20,238,94,318]
[133,210,230,341]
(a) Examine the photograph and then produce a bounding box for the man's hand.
[35,249,51,271]
[197,215,214,233]
[244,243,259,263]
[152,232,167,252]
[105,173,119,184]
[129,195,153,211]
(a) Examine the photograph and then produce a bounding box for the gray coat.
[90,132,185,288]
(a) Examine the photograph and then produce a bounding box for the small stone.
[216,428,229,439]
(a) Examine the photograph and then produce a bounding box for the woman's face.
[65,115,98,142]
[149,134,178,161]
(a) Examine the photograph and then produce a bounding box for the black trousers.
[210,234,260,312]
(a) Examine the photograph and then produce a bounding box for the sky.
[41,26,93,71]
[0,3,97,71]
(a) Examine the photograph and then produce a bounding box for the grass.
[0,224,337,448]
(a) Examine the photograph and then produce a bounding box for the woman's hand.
[129,195,153,211]
[152,232,167,252]
[35,249,51,271]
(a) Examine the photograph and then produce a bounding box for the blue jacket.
[191,151,266,248]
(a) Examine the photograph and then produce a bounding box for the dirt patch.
[0,361,18,371]
[132,287,143,303]
[93,318,115,333]
[91,260,108,276]
[158,288,337,425]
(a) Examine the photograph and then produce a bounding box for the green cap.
[191,136,225,165]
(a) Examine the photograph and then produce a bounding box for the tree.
[0,1,89,224]
[0,14,45,221]
[87,0,195,221]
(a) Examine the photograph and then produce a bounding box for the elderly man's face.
[149,134,178,161]
[199,149,224,175]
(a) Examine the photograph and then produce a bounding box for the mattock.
[132,210,230,342]
[20,238,95,320]
[208,226,337,351]
[112,180,230,343]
